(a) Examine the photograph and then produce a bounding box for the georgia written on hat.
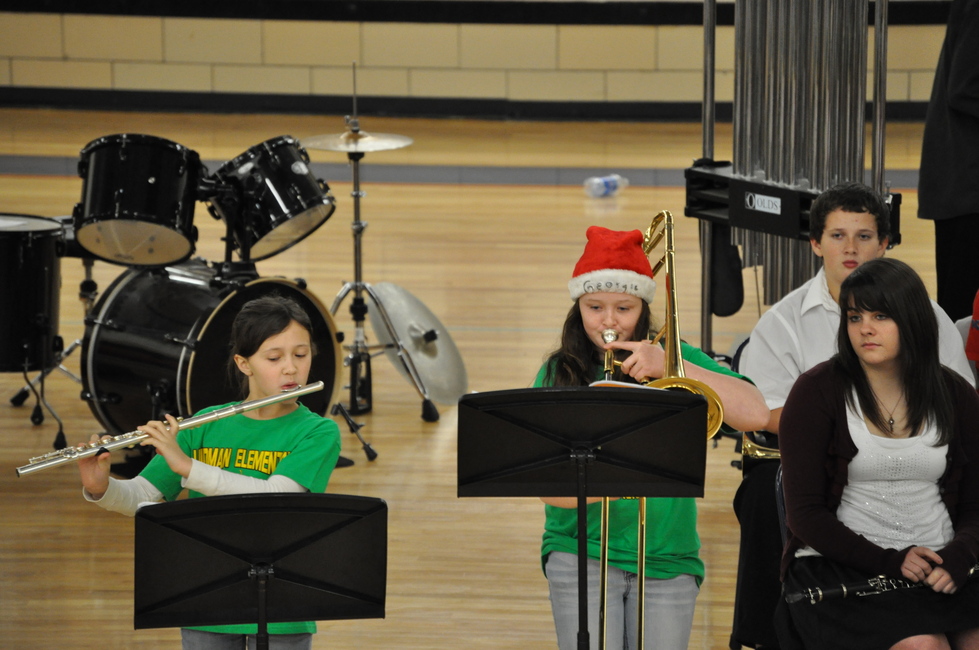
[568,226,657,303]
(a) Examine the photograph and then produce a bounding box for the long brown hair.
[835,258,955,443]
[542,299,653,387]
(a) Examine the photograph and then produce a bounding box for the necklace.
[877,392,903,433]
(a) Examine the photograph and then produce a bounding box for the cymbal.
[365,282,468,405]
[302,130,413,153]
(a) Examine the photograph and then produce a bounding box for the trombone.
[594,211,724,649]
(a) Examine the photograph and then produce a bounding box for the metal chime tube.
[703,0,717,162]
[871,0,889,196]
[764,0,779,183]
[701,0,717,353]
[731,0,872,306]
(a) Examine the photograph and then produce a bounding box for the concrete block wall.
[0,11,947,109]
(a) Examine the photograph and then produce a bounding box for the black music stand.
[133,493,387,650]
[457,386,708,650]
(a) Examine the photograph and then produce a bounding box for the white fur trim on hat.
[569,269,657,303]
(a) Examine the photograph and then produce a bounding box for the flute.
[15,381,324,477]
[785,563,979,605]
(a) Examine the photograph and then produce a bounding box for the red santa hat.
[568,226,657,303]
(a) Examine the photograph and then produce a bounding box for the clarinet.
[785,564,979,605]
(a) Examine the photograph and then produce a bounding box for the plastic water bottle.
[583,174,629,198]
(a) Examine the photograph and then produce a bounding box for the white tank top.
[797,393,952,557]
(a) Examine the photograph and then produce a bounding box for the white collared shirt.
[740,267,975,412]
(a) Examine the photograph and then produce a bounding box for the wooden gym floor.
[0,108,936,648]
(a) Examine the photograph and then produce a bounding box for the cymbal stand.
[331,131,375,415]
[328,117,437,422]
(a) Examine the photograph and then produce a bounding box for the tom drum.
[206,136,335,261]
[75,134,203,267]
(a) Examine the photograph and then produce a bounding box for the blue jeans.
[545,551,699,650]
[180,630,312,650]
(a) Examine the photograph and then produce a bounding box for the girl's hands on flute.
[137,414,193,478]
[77,433,114,499]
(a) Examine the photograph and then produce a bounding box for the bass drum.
[81,259,342,435]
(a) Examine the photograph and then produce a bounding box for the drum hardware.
[331,402,378,461]
[301,127,414,154]
[304,64,467,422]
[362,282,468,420]
[0,214,75,449]
[9,338,81,408]
[11,217,98,417]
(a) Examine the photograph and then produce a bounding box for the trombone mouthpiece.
[602,329,618,344]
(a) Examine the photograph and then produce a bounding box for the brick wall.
[0,12,946,110]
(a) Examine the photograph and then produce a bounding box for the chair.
[730,334,787,650]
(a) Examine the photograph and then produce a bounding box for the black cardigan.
[779,360,979,587]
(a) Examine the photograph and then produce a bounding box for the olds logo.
[745,192,782,216]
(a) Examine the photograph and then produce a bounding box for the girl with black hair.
[77,294,341,649]
[778,257,979,650]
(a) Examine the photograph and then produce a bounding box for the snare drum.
[75,134,203,267]
[81,259,342,435]
[0,214,61,372]
[207,136,335,261]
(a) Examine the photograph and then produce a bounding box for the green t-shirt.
[139,402,341,635]
[536,341,745,585]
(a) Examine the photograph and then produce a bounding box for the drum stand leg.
[331,282,439,422]
[331,402,378,460]
[10,337,80,450]
[361,284,440,423]
[10,339,83,408]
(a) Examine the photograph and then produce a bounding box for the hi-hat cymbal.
[302,130,413,153]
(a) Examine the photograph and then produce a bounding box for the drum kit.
[2,113,468,457]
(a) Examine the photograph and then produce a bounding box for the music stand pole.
[251,564,273,650]
[573,448,595,650]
